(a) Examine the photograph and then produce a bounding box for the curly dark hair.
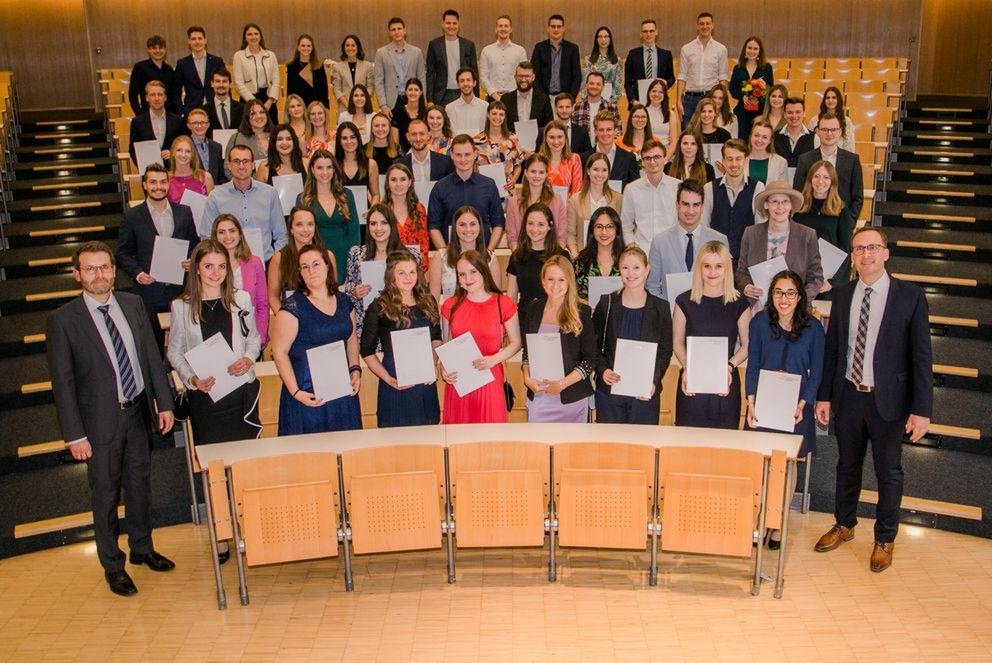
[765,270,811,342]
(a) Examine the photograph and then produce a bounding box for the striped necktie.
[98,304,139,401]
[851,287,872,385]
[646,47,654,79]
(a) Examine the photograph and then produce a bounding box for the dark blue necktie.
[98,304,138,400]
[685,232,694,271]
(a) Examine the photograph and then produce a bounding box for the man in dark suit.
[116,164,199,353]
[128,81,186,167]
[425,9,478,106]
[187,108,225,185]
[172,26,225,117]
[204,68,244,133]
[396,118,454,181]
[623,19,676,102]
[553,93,592,156]
[46,241,177,597]
[530,14,581,98]
[581,111,640,189]
[814,226,932,573]
[793,112,864,220]
[775,97,815,169]
[128,35,176,115]
[502,61,554,134]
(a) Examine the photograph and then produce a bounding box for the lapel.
[71,296,115,373]
[834,281,856,347]
[784,221,801,266]
[874,274,896,338]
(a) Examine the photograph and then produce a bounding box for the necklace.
[203,298,221,311]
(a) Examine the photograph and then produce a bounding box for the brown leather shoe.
[870,541,894,572]
[814,524,855,552]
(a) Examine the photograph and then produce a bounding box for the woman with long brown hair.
[429,205,501,301]
[793,160,855,292]
[539,120,582,199]
[296,148,359,273]
[665,130,715,185]
[566,153,623,256]
[505,153,567,251]
[255,123,307,183]
[211,214,269,346]
[266,206,337,312]
[506,202,569,305]
[285,33,329,108]
[382,163,430,270]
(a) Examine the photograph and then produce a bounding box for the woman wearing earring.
[167,135,213,202]
[255,123,307,184]
[232,23,280,125]
[566,153,623,256]
[729,36,774,139]
[330,35,374,110]
[361,250,442,428]
[429,206,501,301]
[746,119,788,184]
[506,202,570,306]
[211,214,269,346]
[335,121,380,206]
[505,153,567,251]
[286,34,329,108]
[574,206,625,304]
[760,84,789,133]
[297,149,360,276]
[226,99,272,164]
[303,101,333,157]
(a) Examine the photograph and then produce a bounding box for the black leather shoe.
[129,550,176,572]
[767,536,781,551]
[217,546,231,565]
[105,570,138,596]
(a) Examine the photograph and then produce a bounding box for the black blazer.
[592,291,674,394]
[425,36,479,103]
[794,148,864,221]
[531,40,582,98]
[502,90,554,132]
[817,275,933,422]
[520,297,598,403]
[116,201,199,311]
[623,46,675,101]
[286,60,330,108]
[173,52,225,116]
[568,123,592,156]
[581,147,641,188]
[774,131,815,168]
[128,111,187,165]
[205,97,245,133]
[396,151,455,181]
[46,292,175,446]
[198,138,226,186]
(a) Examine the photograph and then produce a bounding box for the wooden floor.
[1,511,991,662]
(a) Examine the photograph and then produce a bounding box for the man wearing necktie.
[814,227,932,572]
[46,243,177,597]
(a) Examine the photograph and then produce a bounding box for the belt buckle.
[855,384,872,393]
[119,398,134,409]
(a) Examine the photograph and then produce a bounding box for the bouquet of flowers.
[741,79,767,111]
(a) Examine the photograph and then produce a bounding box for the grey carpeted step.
[885,227,992,262]
[0,404,63,459]
[0,311,51,357]
[931,336,992,377]
[3,215,121,248]
[0,240,119,278]
[932,386,991,437]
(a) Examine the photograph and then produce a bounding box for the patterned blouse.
[474,132,523,184]
[582,55,623,103]
[395,202,431,271]
[574,259,621,303]
[429,135,453,156]
[547,153,583,197]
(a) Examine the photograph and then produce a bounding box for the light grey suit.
[735,220,824,302]
[373,43,426,109]
[647,224,729,300]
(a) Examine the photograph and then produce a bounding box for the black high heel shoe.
[217,543,231,565]
[767,533,781,551]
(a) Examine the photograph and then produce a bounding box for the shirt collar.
[857,270,890,293]
[83,291,117,313]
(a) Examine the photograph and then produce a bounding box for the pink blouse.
[238,255,270,346]
[167,174,207,204]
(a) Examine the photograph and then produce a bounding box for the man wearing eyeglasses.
[187,108,225,185]
[793,111,863,220]
[620,138,680,252]
[47,242,177,597]
[201,144,287,260]
[814,226,932,573]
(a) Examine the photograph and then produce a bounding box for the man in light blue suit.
[647,179,729,301]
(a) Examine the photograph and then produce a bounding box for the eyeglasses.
[188,120,209,126]
[819,126,841,134]
[851,243,885,256]
[771,289,799,300]
[79,265,114,274]
[229,158,253,166]
[642,154,665,162]
[593,224,614,232]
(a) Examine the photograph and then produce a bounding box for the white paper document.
[685,336,730,394]
[478,163,508,197]
[346,185,369,223]
[179,189,208,237]
[213,129,238,158]
[754,369,802,433]
[435,332,495,397]
[306,340,353,402]
[243,227,265,261]
[360,260,387,307]
[149,236,189,286]
[818,238,848,280]
[515,119,539,152]
[390,327,437,387]
[664,271,693,310]
[611,339,658,399]
[272,173,305,216]
[637,79,653,105]
[133,140,163,175]
[581,218,591,244]
[378,173,386,196]
[748,255,789,307]
[608,179,622,193]
[414,180,435,214]
[603,83,614,101]
[183,333,251,402]
[553,185,569,206]
[525,333,565,381]
[587,275,622,308]
[703,143,723,167]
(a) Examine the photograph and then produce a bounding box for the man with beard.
[501,61,553,134]
[396,118,454,181]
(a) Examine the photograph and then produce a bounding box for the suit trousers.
[833,381,906,543]
[87,393,155,572]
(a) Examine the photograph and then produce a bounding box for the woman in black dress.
[793,160,855,294]
[729,36,774,139]
[286,34,329,108]
[672,240,751,429]
[360,249,442,428]
[506,202,570,306]
[390,78,428,152]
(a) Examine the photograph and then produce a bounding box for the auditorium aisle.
[0,111,188,559]
[810,93,992,539]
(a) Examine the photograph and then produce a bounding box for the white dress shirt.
[479,40,527,95]
[83,292,145,401]
[445,96,489,136]
[214,97,232,129]
[148,201,174,238]
[620,173,680,252]
[410,149,431,182]
[516,90,532,123]
[149,110,166,146]
[677,38,729,92]
[846,271,891,387]
[445,38,460,89]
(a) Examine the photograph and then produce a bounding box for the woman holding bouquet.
[729,37,773,139]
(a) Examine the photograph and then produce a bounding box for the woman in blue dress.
[360,249,442,428]
[270,244,362,434]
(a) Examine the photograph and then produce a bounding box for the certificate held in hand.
[685,336,729,394]
[183,333,251,403]
[435,332,494,397]
[525,333,565,381]
[748,255,788,307]
[306,340,353,402]
[478,162,508,197]
[611,339,657,399]
[149,236,190,286]
[754,369,802,433]
[391,327,437,387]
[360,260,387,307]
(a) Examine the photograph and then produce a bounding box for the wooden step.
[933,364,980,378]
[860,490,981,521]
[20,381,52,394]
[14,506,125,539]
[927,423,982,441]
[17,439,67,458]
[929,315,979,328]
[24,289,82,302]
[28,225,106,238]
[895,240,976,253]
[901,212,976,224]
[891,273,978,287]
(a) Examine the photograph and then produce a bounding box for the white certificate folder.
[183,333,251,403]
[685,336,729,394]
[306,340,353,402]
[149,236,189,286]
[525,333,565,381]
[611,339,658,399]
[391,327,437,387]
[755,369,802,433]
[435,332,494,397]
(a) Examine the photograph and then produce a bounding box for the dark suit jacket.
[531,40,581,97]
[46,291,175,446]
[581,147,640,188]
[205,97,245,133]
[116,201,199,311]
[592,291,674,393]
[502,89,554,133]
[794,148,864,221]
[623,46,675,101]
[568,123,592,156]
[425,36,479,103]
[519,297,598,403]
[396,151,455,181]
[774,131,815,168]
[817,275,933,421]
[173,53,225,116]
[128,111,186,165]
[735,220,824,302]
[196,138,226,186]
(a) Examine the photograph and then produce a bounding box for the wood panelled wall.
[2,0,985,110]
[918,0,992,96]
